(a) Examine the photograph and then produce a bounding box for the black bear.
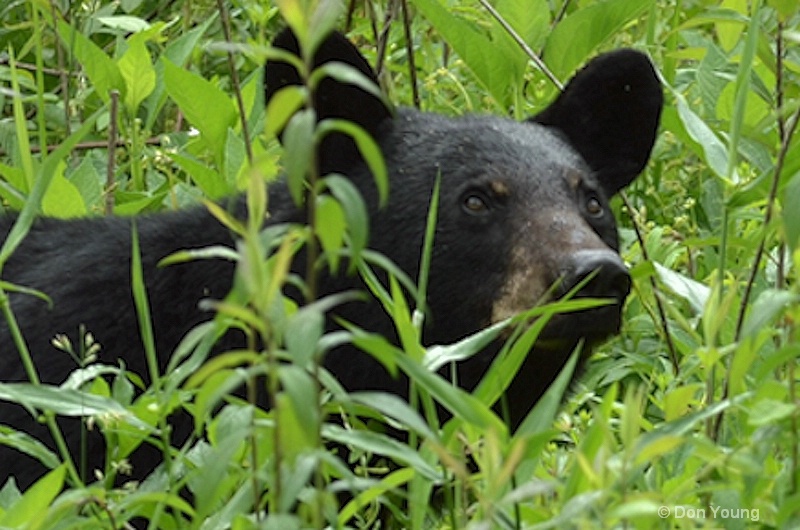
[0,29,662,490]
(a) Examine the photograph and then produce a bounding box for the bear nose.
[562,249,631,303]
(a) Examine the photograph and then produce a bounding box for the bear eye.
[463,193,489,214]
[586,196,604,217]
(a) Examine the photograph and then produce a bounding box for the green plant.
[0,0,799,528]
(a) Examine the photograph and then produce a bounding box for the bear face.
[266,31,662,417]
[0,29,662,489]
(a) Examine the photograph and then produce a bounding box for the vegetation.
[0,0,799,528]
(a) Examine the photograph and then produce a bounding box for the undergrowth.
[0,0,799,528]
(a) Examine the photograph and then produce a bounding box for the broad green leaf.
[315,194,346,272]
[0,383,138,421]
[768,0,798,20]
[162,57,237,165]
[0,425,60,470]
[308,61,387,104]
[634,435,685,465]
[285,305,325,367]
[322,423,442,480]
[68,154,104,211]
[324,175,369,270]
[118,32,156,113]
[96,15,151,32]
[316,118,388,205]
[171,152,230,199]
[282,109,316,204]
[0,107,103,265]
[280,366,321,442]
[264,85,307,138]
[424,320,508,372]
[56,20,125,103]
[674,93,732,182]
[41,167,87,218]
[0,465,65,527]
[741,289,799,339]
[654,262,710,314]
[349,392,439,441]
[748,399,797,426]
[496,0,550,50]
[716,0,748,51]
[224,128,247,189]
[544,0,654,78]
[411,0,524,106]
[144,16,217,130]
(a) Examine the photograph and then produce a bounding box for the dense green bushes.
[0,0,799,528]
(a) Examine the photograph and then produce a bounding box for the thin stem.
[216,0,253,164]
[477,0,563,90]
[400,0,420,108]
[104,90,119,216]
[621,192,680,374]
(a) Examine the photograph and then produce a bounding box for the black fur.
[0,30,662,489]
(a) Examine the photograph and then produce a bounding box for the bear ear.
[532,50,663,196]
[265,29,392,174]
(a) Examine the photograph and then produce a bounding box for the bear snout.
[561,249,631,304]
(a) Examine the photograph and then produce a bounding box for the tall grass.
[0,0,798,528]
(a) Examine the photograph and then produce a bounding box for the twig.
[104,90,119,216]
[216,0,252,164]
[400,0,420,108]
[0,137,164,158]
[621,192,680,375]
[477,0,563,90]
[50,0,71,137]
[374,0,396,79]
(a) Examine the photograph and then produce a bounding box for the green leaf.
[0,383,139,421]
[315,194,346,272]
[316,118,387,205]
[308,61,387,105]
[784,171,800,252]
[264,85,307,138]
[748,399,797,426]
[144,16,217,130]
[282,109,316,204]
[118,33,156,113]
[322,424,442,480]
[41,165,87,218]
[393,350,505,433]
[411,0,524,106]
[741,289,799,339]
[0,425,60,470]
[56,19,125,103]
[349,391,439,442]
[0,465,66,527]
[544,0,654,78]
[716,0,748,51]
[495,0,550,50]
[768,0,798,20]
[285,305,325,367]
[96,15,151,32]
[279,366,321,443]
[654,262,710,314]
[170,152,230,199]
[324,175,369,271]
[162,57,237,165]
[674,93,732,182]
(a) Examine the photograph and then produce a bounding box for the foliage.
[0,0,799,528]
